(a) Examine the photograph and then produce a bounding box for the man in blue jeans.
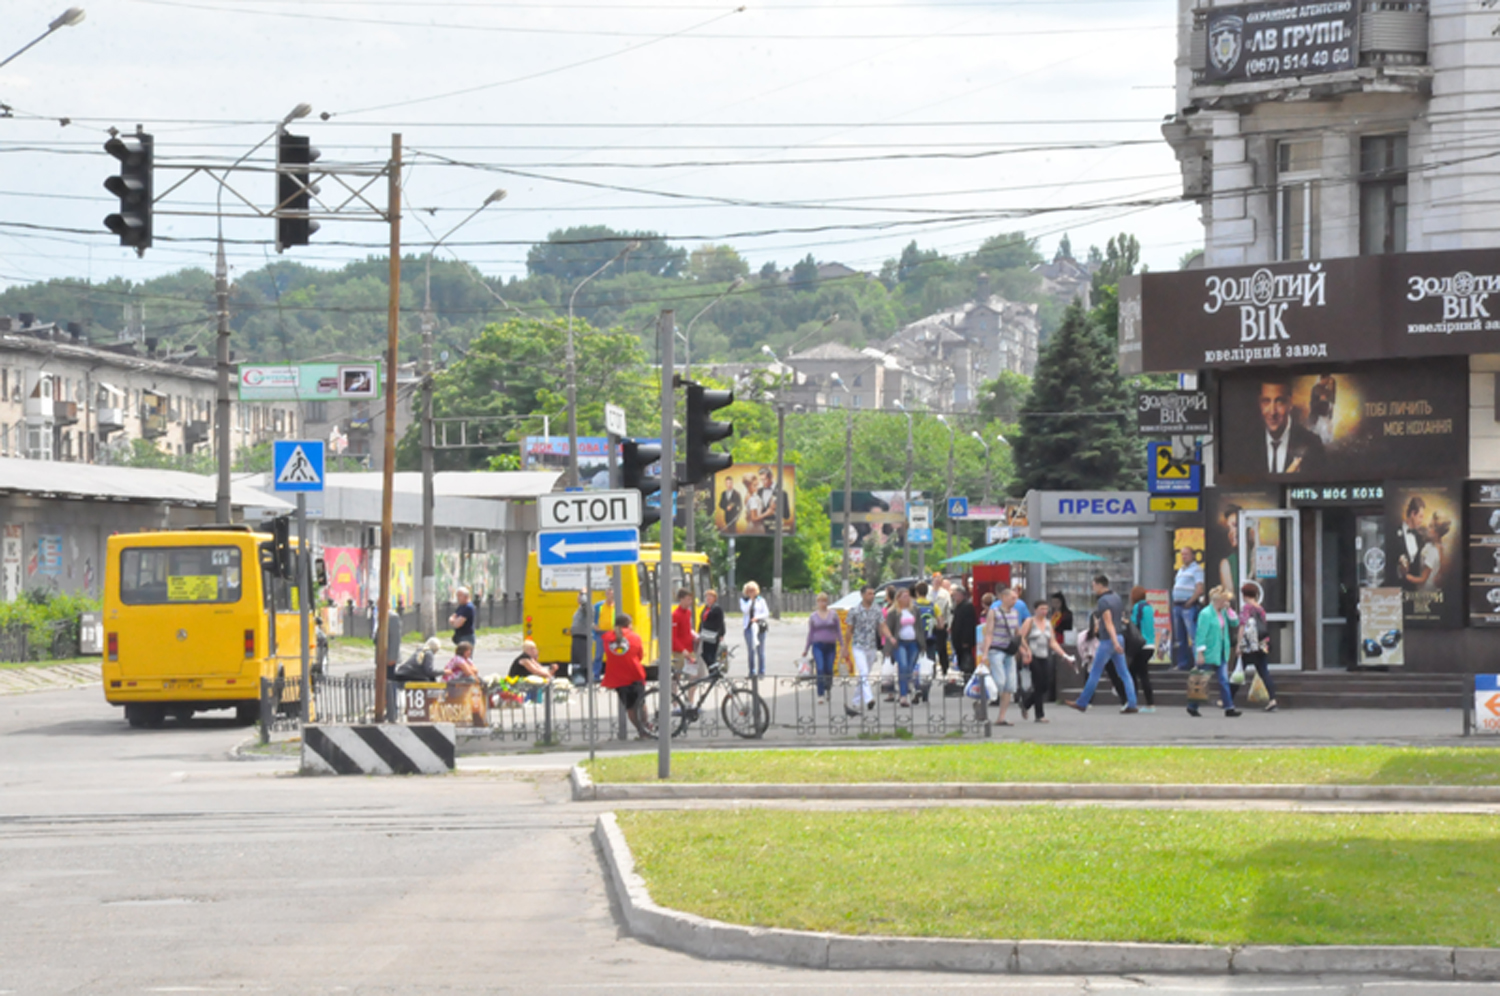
[1170,546,1204,671]
[1065,574,1138,714]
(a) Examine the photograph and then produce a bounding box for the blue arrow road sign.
[272,439,325,493]
[947,497,969,519]
[538,528,641,567]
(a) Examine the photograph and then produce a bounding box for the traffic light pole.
[657,310,675,781]
[771,402,786,619]
[374,133,401,723]
[840,407,854,596]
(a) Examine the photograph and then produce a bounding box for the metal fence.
[335,593,523,640]
[285,671,1000,748]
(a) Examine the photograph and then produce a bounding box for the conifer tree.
[1010,300,1142,494]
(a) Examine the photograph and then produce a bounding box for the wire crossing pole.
[297,492,311,725]
[374,133,401,723]
[657,309,675,781]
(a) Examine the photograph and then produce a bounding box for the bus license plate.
[163,679,202,690]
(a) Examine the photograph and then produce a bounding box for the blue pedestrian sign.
[947,497,969,519]
[272,439,325,492]
[1147,441,1201,496]
[538,528,641,567]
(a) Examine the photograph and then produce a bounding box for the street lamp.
[566,240,640,488]
[417,188,507,638]
[935,414,955,564]
[681,276,744,376]
[893,400,914,579]
[830,372,858,596]
[0,7,84,72]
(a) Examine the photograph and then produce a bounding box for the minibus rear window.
[119,547,243,605]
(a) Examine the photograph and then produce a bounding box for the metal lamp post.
[971,431,991,506]
[936,414,954,563]
[566,240,639,488]
[419,189,506,638]
[893,400,913,578]
[0,7,84,71]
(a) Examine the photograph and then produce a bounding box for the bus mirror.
[314,558,328,588]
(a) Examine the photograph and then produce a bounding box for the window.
[118,546,243,605]
[853,394,864,409]
[829,394,843,409]
[1360,134,1408,255]
[1276,140,1322,261]
[306,401,328,424]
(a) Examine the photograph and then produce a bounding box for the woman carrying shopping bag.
[1018,600,1073,723]
[879,587,928,708]
[1238,581,1278,712]
[1192,586,1242,718]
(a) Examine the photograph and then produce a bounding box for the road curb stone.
[594,811,1500,978]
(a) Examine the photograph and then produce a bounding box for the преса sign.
[1204,0,1357,84]
[1133,248,1500,372]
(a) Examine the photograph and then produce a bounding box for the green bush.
[0,589,102,661]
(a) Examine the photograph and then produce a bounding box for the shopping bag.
[1018,663,1033,695]
[1185,668,1211,704]
[1247,671,1270,706]
[917,654,935,680]
[964,670,986,700]
[1229,660,1246,686]
[796,655,815,678]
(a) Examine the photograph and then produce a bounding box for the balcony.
[97,407,125,434]
[22,397,52,422]
[184,421,210,448]
[53,401,78,427]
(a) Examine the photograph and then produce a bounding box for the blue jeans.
[894,640,920,698]
[1171,604,1197,671]
[1075,640,1137,710]
[811,642,836,697]
[745,625,766,675]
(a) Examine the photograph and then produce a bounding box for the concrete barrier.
[301,723,455,775]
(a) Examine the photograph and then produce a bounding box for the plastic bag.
[964,670,986,700]
[1247,671,1270,706]
[1185,668,1211,703]
[1230,660,1246,686]
[917,654,935,680]
[796,655,815,678]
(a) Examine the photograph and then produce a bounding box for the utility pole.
[419,263,436,639]
[656,309,675,781]
[771,401,786,618]
[214,236,231,523]
[373,133,401,723]
[938,415,955,564]
[840,406,853,596]
[902,410,913,579]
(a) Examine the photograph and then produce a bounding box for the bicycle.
[646,644,770,739]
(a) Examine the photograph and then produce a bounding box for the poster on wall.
[1385,482,1462,628]
[1,525,20,602]
[1465,482,1500,627]
[35,533,62,576]
[1358,587,1405,666]
[1218,360,1469,484]
[713,464,796,537]
[1203,488,1281,607]
[1145,589,1172,664]
[322,546,364,606]
[828,491,918,550]
[1202,0,1357,85]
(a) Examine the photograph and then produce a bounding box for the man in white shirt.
[1170,546,1204,671]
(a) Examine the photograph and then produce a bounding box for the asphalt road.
[1,684,1496,995]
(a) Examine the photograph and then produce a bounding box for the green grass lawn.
[590,743,1500,787]
[619,808,1500,947]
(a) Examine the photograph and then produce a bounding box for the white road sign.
[605,403,627,438]
[538,489,642,530]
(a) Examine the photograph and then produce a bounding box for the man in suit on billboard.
[1258,377,1324,475]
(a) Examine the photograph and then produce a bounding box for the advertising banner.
[1203,0,1356,85]
[1202,488,1282,605]
[828,491,922,549]
[237,362,380,402]
[1466,482,1500,628]
[1145,589,1172,664]
[322,546,364,606]
[1135,248,1500,372]
[1137,391,1211,436]
[522,436,663,490]
[1385,482,1462,629]
[1358,587,1405,666]
[713,464,796,537]
[1218,360,1468,484]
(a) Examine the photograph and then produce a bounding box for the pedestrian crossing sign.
[273,439,325,492]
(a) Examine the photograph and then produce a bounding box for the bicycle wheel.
[643,685,691,738]
[721,686,770,739]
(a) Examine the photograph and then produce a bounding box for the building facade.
[1130,0,1500,674]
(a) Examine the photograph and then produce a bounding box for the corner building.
[1129,0,1500,674]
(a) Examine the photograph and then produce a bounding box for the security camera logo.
[1209,15,1244,75]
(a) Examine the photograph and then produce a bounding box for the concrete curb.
[594,812,1499,979]
[571,766,1500,804]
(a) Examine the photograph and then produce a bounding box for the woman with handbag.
[1192,586,1242,718]
[699,589,726,671]
[1126,586,1157,712]
[980,587,1023,726]
[1018,600,1073,723]
[1238,582,1278,712]
[879,587,928,708]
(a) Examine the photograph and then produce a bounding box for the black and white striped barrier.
[301,724,456,775]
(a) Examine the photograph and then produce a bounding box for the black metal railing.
[336,593,523,640]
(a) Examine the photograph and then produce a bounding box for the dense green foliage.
[0,589,101,661]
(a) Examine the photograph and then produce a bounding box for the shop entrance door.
[1239,509,1301,669]
[1316,509,1384,669]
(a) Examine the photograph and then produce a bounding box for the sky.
[0,0,1201,295]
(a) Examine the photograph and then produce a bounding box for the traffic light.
[275,131,321,251]
[103,130,153,250]
[622,438,662,529]
[683,381,733,487]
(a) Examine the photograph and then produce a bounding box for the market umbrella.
[942,536,1105,566]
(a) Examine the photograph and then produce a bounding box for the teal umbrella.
[943,536,1105,566]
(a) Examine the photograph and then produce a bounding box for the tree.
[687,244,749,283]
[1055,233,1073,262]
[758,260,779,281]
[1010,301,1141,494]
[525,226,686,283]
[789,254,820,289]
[1090,233,1140,297]
[977,371,1032,423]
[972,231,1042,273]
